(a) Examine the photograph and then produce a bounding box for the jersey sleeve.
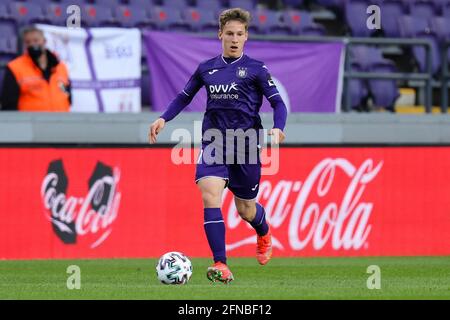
[255,64,280,100]
[183,66,203,98]
[256,64,287,131]
[160,66,203,122]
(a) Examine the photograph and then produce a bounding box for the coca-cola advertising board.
[0,146,449,259]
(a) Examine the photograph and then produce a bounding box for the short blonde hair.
[219,8,251,31]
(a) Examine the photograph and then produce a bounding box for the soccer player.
[149,8,287,284]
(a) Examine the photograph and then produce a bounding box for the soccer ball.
[156,251,193,285]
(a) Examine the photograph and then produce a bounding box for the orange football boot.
[256,230,272,265]
[206,262,234,284]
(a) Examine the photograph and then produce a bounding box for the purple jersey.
[182,54,282,133]
[159,54,288,199]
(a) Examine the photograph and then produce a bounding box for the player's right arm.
[149,117,165,144]
[255,64,287,145]
[149,66,203,144]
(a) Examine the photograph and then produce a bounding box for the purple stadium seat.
[300,11,325,36]
[0,23,16,40]
[184,8,217,32]
[282,10,325,35]
[443,1,450,17]
[409,0,439,20]
[196,0,224,12]
[399,15,441,74]
[160,0,191,10]
[0,22,16,47]
[228,0,256,11]
[345,0,375,37]
[82,4,118,27]
[300,11,326,35]
[433,0,447,14]
[0,3,11,20]
[9,1,49,26]
[384,0,409,13]
[431,16,450,63]
[60,0,91,7]
[379,0,408,37]
[349,45,399,110]
[351,45,386,70]
[95,0,124,6]
[431,15,450,41]
[0,38,10,55]
[281,9,301,34]
[253,9,290,35]
[399,14,430,37]
[149,6,191,32]
[281,0,305,9]
[128,0,157,12]
[349,62,369,110]
[45,3,67,26]
[316,0,345,9]
[116,5,155,28]
[24,0,52,6]
[368,63,399,109]
[8,36,17,54]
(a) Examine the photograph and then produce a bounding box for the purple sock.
[204,208,226,264]
[250,203,269,236]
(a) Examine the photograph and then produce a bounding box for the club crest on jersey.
[237,67,248,78]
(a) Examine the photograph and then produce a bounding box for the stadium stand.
[81,4,119,27]
[115,5,155,29]
[378,0,405,37]
[95,0,123,6]
[349,45,399,112]
[8,1,49,26]
[45,3,68,26]
[410,0,440,20]
[184,7,218,32]
[348,61,369,111]
[229,0,257,11]
[398,14,441,75]
[345,0,373,37]
[1,0,450,112]
[252,8,291,35]
[149,6,191,32]
[431,16,450,65]
[160,0,192,10]
[196,0,225,13]
[281,0,306,9]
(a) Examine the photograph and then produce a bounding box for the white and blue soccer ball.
[156,251,193,285]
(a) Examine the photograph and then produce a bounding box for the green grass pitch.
[0,257,449,299]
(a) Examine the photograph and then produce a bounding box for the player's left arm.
[256,64,287,144]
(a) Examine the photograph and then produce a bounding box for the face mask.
[27,45,43,59]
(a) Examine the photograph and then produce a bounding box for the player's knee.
[201,190,221,207]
